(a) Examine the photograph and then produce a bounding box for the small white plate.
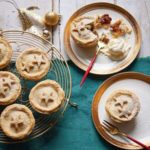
[92,72,150,149]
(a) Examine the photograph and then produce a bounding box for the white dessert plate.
[64,3,141,75]
[92,72,150,149]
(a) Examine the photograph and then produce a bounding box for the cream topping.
[73,22,97,40]
[99,38,132,60]
[108,38,131,54]
[71,16,98,44]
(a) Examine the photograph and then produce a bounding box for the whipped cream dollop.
[107,38,131,60]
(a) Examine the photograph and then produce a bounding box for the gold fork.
[102,120,150,150]
[80,41,105,86]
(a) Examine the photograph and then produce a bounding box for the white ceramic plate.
[92,72,150,149]
[64,3,141,75]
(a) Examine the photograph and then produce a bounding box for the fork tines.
[103,120,117,128]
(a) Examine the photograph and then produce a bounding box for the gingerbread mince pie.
[0,38,12,69]
[16,48,50,81]
[0,71,21,105]
[71,16,99,48]
[105,90,140,123]
[29,80,65,114]
[0,104,35,140]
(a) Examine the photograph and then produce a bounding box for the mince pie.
[105,89,140,123]
[29,80,65,114]
[16,48,50,81]
[0,104,35,139]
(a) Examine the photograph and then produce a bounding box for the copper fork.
[102,120,150,150]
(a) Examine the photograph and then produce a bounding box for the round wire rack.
[0,30,72,143]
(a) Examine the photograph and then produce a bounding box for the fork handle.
[80,52,97,86]
[126,135,150,150]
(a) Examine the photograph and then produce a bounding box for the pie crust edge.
[29,80,65,114]
[0,38,12,69]
[105,89,140,123]
[0,71,21,105]
[16,48,50,81]
[0,104,35,139]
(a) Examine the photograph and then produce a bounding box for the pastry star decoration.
[32,54,46,68]
[3,76,15,88]
[10,114,24,131]
[22,61,34,73]
[0,77,15,97]
[114,98,131,118]
[40,92,54,106]
[22,54,46,72]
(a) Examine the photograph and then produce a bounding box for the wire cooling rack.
[0,30,72,143]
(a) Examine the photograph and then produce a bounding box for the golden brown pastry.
[0,104,35,140]
[16,48,50,81]
[0,71,21,105]
[110,20,132,37]
[105,90,140,123]
[99,33,110,44]
[71,16,99,48]
[0,38,12,69]
[29,80,65,114]
[94,14,112,29]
